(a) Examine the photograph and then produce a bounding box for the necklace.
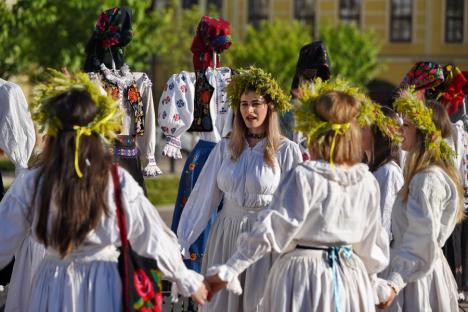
[246,132,266,139]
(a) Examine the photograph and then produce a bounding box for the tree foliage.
[225,21,384,91]
[320,23,384,86]
[224,20,312,91]
[0,0,203,81]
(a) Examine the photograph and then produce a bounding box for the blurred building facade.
[184,0,468,90]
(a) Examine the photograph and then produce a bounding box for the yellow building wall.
[220,0,468,85]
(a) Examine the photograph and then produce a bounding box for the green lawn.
[145,174,179,206]
[1,157,179,207]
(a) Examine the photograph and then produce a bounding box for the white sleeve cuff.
[172,269,204,297]
[162,143,182,159]
[206,265,242,295]
[142,160,163,176]
[387,271,405,293]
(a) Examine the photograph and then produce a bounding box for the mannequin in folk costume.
[158,16,233,273]
[281,41,331,160]
[0,79,40,311]
[83,7,161,193]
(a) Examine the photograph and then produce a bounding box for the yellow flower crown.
[393,86,455,162]
[295,77,403,149]
[227,66,291,113]
[32,69,122,177]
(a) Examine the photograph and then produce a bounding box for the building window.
[182,0,198,9]
[390,0,413,42]
[248,0,269,27]
[446,0,464,42]
[294,0,315,29]
[339,0,361,26]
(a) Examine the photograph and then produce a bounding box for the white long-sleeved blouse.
[208,161,390,291]
[177,138,302,254]
[0,167,203,296]
[386,166,459,291]
[0,79,36,174]
[158,68,233,159]
[373,161,404,240]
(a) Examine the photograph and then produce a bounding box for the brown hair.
[368,107,401,172]
[308,91,363,165]
[229,89,283,169]
[32,89,111,257]
[401,100,464,223]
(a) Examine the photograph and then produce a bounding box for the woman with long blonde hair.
[177,67,302,311]
[378,89,464,311]
[204,86,390,312]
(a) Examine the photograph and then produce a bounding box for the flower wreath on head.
[32,69,122,178]
[393,86,455,162]
[294,77,403,166]
[227,66,291,113]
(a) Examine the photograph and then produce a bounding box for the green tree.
[320,23,384,86]
[0,2,23,79]
[224,20,312,91]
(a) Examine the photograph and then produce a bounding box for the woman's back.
[290,160,384,248]
[0,165,204,312]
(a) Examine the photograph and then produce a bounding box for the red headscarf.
[191,16,232,70]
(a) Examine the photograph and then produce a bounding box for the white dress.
[157,67,233,158]
[373,161,404,241]
[0,79,38,311]
[383,166,459,311]
[0,167,203,312]
[208,160,390,312]
[177,138,302,312]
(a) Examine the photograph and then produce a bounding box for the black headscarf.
[83,7,133,72]
[291,41,331,90]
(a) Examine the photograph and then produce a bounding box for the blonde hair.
[229,93,283,169]
[308,91,363,165]
[401,101,464,223]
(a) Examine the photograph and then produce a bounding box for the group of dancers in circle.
[0,7,467,312]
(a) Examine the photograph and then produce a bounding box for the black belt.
[296,245,329,251]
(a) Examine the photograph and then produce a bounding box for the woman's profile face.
[239,91,269,133]
[401,117,417,151]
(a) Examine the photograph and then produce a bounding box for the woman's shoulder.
[277,137,301,154]
[410,166,454,192]
[374,161,403,179]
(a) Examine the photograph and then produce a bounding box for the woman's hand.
[191,281,210,305]
[204,274,227,301]
[376,286,397,309]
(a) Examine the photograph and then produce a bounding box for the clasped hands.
[190,274,227,305]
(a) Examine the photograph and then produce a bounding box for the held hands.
[189,274,227,306]
[376,286,397,309]
[204,274,227,301]
[191,281,210,305]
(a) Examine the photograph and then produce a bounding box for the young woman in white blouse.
[205,88,390,312]
[362,107,404,241]
[378,90,464,311]
[0,77,207,311]
[177,67,302,312]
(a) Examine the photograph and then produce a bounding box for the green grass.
[0,157,15,172]
[0,155,179,207]
[145,174,180,207]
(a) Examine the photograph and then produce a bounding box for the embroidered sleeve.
[158,72,195,159]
